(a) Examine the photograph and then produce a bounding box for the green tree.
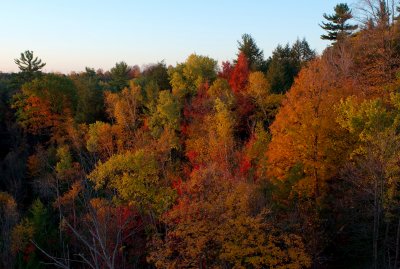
[109,61,131,91]
[169,54,217,99]
[21,74,77,114]
[14,50,46,82]
[237,34,268,72]
[12,199,57,269]
[266,44,295,94]
[71,67,105,123]
[320,3,358,41]
[88,150,175,216]
[291,38,316,65]
[149,90,182,138]
[266,39,315,94]
[140,61,171,90]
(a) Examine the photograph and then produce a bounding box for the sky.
[0,0,353,73]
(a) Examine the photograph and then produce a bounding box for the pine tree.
[14,50,46,82]
[320,3,358,41]
[109,61,131,91]
[237,34,268,72]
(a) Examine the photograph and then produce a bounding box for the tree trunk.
[394,217,400,269]
[383,222,389,268]
[373,178,380,269]
[313,134,319,200]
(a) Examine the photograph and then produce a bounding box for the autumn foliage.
[3,5,400,268]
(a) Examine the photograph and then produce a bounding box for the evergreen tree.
[291,38,316,64]
[320,3,358,41]
[265,39,315,94]
[237,34,268,72]
[266,44,294,94]
[14,50,46,82]
[72,67,105,123]
[109,61,131,91]
[137,61,171,91]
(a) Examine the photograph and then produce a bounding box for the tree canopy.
[4,3,400,268]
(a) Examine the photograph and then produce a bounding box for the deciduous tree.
[169,54,217,99]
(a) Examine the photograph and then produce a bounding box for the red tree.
[229,52,249,93]
[218,61,234,81]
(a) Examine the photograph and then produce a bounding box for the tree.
[88,150,175,216]
[337,94,400,269]
[320,3,358,41]
[358,0,394,28]
[266,39,315,94]
[11,74,77,138]
[228,52,255,140]
[350,2,400,93]
[237,34,268,72]
[247,71,283,126]
[240,122,271,181]
[229,52,249,93]
[267,58,352,200]
[71,67,105,123]
[207,78,235,105]
[291,38,317,65]
[169,54,217,99]
[184,94,235,170]
[109,61,131,91]
[149,164,311,268]
[218,61,234,81]
[148,90,182,138]
[182,84,215,167]
[86,121,119,160]
[14,50,46,82]
[104,81,143,133]
[266,44,295,94]
[209,98,236,170]
[59,197,143,269]
[140,61,171,90]
[266,58,355,264]
[0,192,19,269]
[12,199,57,269]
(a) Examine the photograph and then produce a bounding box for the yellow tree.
[148,164,311,268]
[267,58,354,199]
[185,96,236,171]
[265,57,359,264]
[86,121,120,160]
[209,98,236,170]
[247,71,283,125]
[337,93,400,269]
[169,54,217,99]
[88,149,176,217]
[104,81,142,131]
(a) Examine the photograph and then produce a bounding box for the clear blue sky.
[0,0,354,73]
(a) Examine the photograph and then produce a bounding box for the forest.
[1,1,400,268]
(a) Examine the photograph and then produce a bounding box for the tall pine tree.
[237,34,268,72]
[320,3,358,41]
